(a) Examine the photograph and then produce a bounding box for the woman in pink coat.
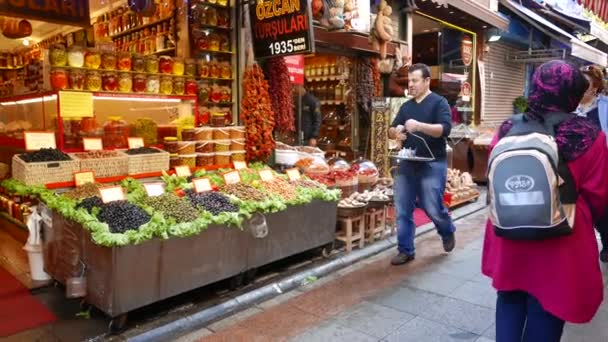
[483,60,608,341]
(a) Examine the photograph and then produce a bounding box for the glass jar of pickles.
[198,59,209,78]
[220,62,231,79]
[146,55,159,73]
[198,82,210,102]
[102,72,118,91]
[103,116,129,149]
[186,78,198,95]
[119,73,132,92]
[173,57,185,75]
[132,54,145,72]
[101,51,117,70]
[68,70,85,90]
[133,74,147,93]
[85,49,101,69]
[219,35,230,52]
[173,77,185,95]
[209,61,220,78]
[146,75,160,93]
[160,76,173,95]
[86,71,102,91]
[209,33,220,51]
[51,69,68,90]
[159,55,173,74]
[117,52,132,71]
[185,59,196,76]
[67,45,84,67]
[50,44,67,67]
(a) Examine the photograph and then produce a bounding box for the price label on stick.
[259,169,274,182]
[24,132,56,151]
[175,166,191,177]
[74,171,95,187]
[233,161,247,170]
[144,183,165,197]
[193,178,213,193]
[99,186,125,203]
[83,138,103,151]
[286,168,301,181]
[128,137,144,149]
[223,170,241,185]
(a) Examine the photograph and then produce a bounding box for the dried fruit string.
[241,63,275,162]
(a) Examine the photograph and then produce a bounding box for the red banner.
[284,55,304,85]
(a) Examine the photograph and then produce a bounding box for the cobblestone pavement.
[175,209,608,342]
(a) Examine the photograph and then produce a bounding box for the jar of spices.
[209,61,220,78]
[230,139,245,151]
[67,45,84,67]
[211,113,226,127]
[51,69,68,90]
[102,72,118,91]
[173,77,185,95]
[101,51,117,70]
[214,140,231,152]
[169,154,180,169]
[198,82,210,102]
[196,153,215,167]
[230,126,246,139]
[119,73,132,92]
[86,71,102,91]
[145,55,159,73]
[185,59,197,76]
[68,70,85,90]
[160,76,173,94]
[173,57,185,75]
[146,75,160,93]
[159,55,173,74]
[215,152,231,165]
[132,54,145,72]
[133,74,147,93]
[50,44,67,67]
[117,52,132,71]
[177,141,196,155]
[180,155,197,168]
[219,35,230,51]
[85,49,101,69]
[195,140,214,153]
[209,33,220,51]
[213,128,230,140]
[181,127,197,141]
[164,137,180,153]
[186,78,198,95]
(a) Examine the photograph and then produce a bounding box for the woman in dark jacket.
[577,64,608,262]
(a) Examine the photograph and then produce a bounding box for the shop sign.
[284,55,304,85]
[193,178,213,193]
[99,186,125,203]
[144,183,165,197]
[250,0,314,59]
[0,0,90,28]
[59,91,93,118]
[461,82,472,102]
[461,36,473,67]
[74,171,95,187]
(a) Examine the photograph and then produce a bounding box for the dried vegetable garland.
[372,58,382,97]
[241,64,275,162]
[356,58,374,113]
[266,57,295,133]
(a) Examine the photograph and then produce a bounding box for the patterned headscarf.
[527,60,589,119]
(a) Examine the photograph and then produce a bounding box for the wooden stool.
[336,215,365,252]
[365,208,386,242]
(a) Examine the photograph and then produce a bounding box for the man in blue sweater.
[388,63,456,265]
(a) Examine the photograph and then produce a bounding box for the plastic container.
[213,127,230,140]
[214,140,231,152]
[181,128,197,141]
[177,141,196,155]
[102,116,129,149]
[164,137,179,153]
[214,151,231,165]
[196,153,215,167]
[352,158,379,187]
[180,154,196,168]
[23,244,51,281]
[50,44,67,66]
[328,157,351,172]
[67,45,84,67]
[196,140,214,153]
[231,150,246,162]
[230,126,246,139]
[195,127,213,140]
[230,139,245,151]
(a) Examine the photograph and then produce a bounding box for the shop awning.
[431,0,510,31]
[590,21,608,46]
[502,0,608,66]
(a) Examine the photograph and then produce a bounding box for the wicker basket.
[12,155,80,186]
[70,153,129,178]
[125,148,170,175]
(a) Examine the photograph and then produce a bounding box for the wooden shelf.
[306,75,347,82]
[110,16,174,39]
[198,76,233,82]
[200,101,234,106]
[192,2,231,10]
[196,49,234,56]
[0,66,24,70]
[196,24,232,32]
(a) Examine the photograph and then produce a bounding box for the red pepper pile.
[266,57,295,133]
[241,64,275,162]
[308,169,357,187]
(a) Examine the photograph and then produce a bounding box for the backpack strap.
[542,112,578,203]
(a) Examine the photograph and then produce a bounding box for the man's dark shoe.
[443,234,456,253]
[600,248,608,263]
[391,253,415,265]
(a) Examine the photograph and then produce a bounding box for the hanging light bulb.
[22,39,29,46]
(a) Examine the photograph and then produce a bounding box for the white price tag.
[175,166,191,177]
[144,183,165,197]
[99,186,125,203]
[193,178,213,193]
[233,161,247,170]
[259,169,274,182]
[223,170,241,185]
[83,138,103,151]
[128,137,145,149]
[286,168,301,181]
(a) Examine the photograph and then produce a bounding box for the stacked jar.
[230,126,246,163]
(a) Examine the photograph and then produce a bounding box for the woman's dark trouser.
[595,214,608,251]
[496,291,565,342]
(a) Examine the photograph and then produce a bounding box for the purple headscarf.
[498,60,599,161]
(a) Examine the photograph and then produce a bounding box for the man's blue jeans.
[393,160,455,255]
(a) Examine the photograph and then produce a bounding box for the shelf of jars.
[192,0,231,10]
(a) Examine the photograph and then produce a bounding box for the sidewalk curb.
[127,201,487,342]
